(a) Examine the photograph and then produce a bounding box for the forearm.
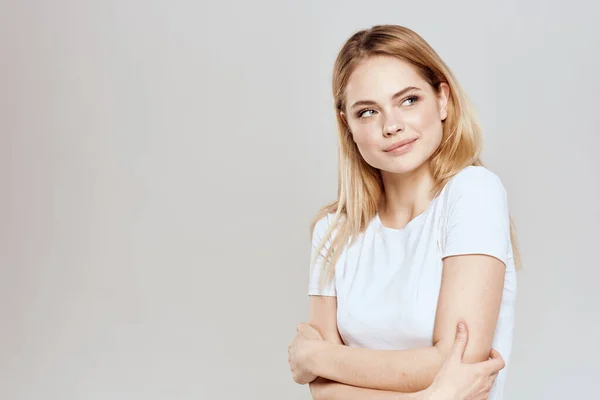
[309,377,428,400]
[309,342,445,393]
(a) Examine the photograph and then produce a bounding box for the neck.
[379,161,436,226]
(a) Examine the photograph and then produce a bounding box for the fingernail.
[457,321,465,333]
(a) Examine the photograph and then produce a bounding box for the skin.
[345,55,448,225]
[288,56,507,399]
[289,320,504,400]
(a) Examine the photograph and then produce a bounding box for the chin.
[377,154,429,175]
[381,164,419,175]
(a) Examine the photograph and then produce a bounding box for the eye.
[357,109,377,118]
[401,95,420,106]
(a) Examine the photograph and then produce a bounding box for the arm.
[303,297,505,400]
[432,254,504,362]
[295,297,505,400]
[307,296,430,400]
[307,340,442,393]
[310,377,427,400]
[304,255,504,393]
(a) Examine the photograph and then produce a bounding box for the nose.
[383,116,404,137]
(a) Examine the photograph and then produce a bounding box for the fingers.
[455,320,468,343]
[481,349,506,374]
[489,348,501,360]
[449,320,469,362]
[469,373,497,400]
[485,372,498,392]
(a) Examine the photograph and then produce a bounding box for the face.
[342,56,449,175]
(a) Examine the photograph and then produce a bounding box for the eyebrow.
[349,86,422,110]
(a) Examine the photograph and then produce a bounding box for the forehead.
[345,56,426,103]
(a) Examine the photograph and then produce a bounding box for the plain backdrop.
[1,0,599,399]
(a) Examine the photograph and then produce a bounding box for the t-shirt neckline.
[375,193,441,233]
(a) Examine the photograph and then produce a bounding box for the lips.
[383,137,418,152]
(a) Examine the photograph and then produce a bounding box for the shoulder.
[447,165,505,188]
[444,166,507,199]
[439,166,510,221]
[314,212,334,230]
[312,212,336,240]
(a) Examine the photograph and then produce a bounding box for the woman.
[288,25,519,399]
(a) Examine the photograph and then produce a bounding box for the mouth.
[383,138,418,153]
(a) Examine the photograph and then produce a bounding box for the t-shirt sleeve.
[308,214,337,297]
[441,167,511,266]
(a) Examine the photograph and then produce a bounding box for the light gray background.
[1,1,598,399]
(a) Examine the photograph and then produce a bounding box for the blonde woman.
[288,25,519,400]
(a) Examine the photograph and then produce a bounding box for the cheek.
[408,106,439,132]
[348,126,383,166]
[408,107,444,146]
[350,124,380,148]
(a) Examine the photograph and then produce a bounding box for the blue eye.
[357,109,376,118]
[402,96,420,106]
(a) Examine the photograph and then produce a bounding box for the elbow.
[309,386,322,400]
[309,378,329,400]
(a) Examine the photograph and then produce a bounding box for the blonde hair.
[311,25,522,288]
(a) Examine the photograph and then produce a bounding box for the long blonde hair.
[311,25,522,288]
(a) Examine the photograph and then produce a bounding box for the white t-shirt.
[308,166,517,400]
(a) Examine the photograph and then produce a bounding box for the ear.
[438,82,450,121]
[339,110,347,124]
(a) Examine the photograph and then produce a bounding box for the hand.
[425,321,505,400]
[288,323,323,385]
